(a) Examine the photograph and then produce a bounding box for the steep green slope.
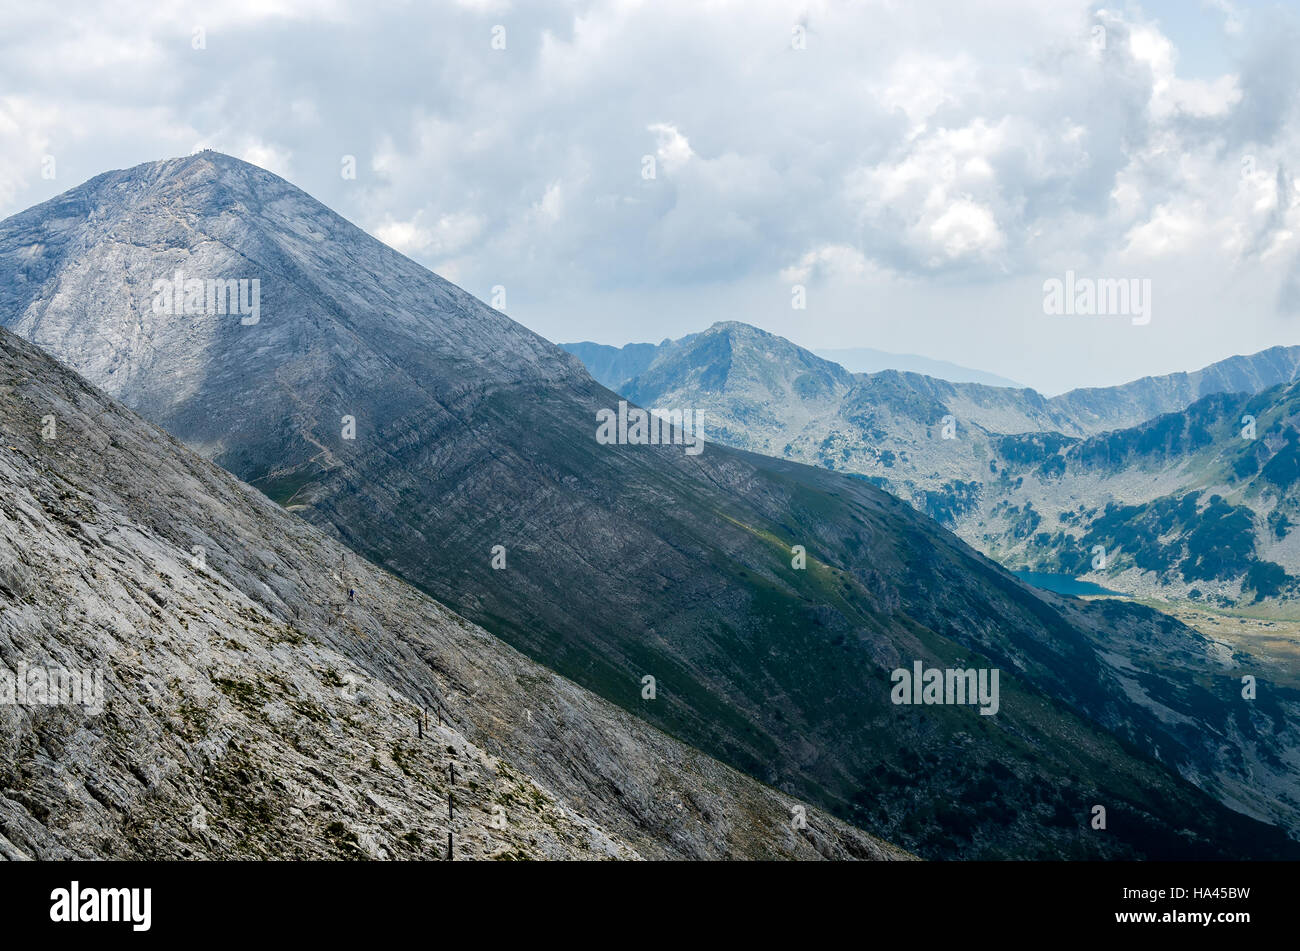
[994,382,1300,606]
[584,322,1300,610]
[0,325,909,860]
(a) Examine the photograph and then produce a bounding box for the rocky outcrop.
[0,326,909,860]
[1,153,1296,859]
[583,322,1300,606]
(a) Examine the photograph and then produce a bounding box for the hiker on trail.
[348,588,355,602]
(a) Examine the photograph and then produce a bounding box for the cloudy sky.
[2,0,1298,393]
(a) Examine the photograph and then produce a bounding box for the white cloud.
[375,219,431,255]
[375,211,485,257]
[780,244,873,283]
[1124,202,1209,256]
[647,123,693,174]
[927,199,1005,262]
[2,0,1299,390]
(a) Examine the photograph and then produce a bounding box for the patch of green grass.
[214,676,272,715]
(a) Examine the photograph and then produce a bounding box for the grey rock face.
[0,326,909,860]
[598,322,1300,606]
[1050,348,1300,434]
[2,153,1296,859]
[603,321,1300,440]
[559,340,665,393]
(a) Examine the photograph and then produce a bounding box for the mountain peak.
[139,148,282,177]
[9,159,1298,861]
[0,320,908,862]
[0,149,580,416]
[700,321,797,348]
[704,319,763,335]
[149,150,280,189]
[60,150,294,212]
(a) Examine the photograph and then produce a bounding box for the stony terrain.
[581,321,1300,440]
[587,321,1300,607]
[2,153,1297,859]
[0,326,911,860]
[969,385,1300,606]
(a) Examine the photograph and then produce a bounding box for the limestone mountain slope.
[590,322,1300,606]
[977,381,1300,608]
[587,320,1300,440]
[0,326,909,860]
[2,153,1297,859]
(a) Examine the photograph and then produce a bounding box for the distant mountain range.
[574,321,1300,607]
[574,321,1300,438]
[814,347,1025,388]
[565,338,1027,389]
[3,153,1298,858]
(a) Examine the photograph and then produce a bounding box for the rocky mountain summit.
[580,321,1300,440]
[2,153,1297,859]
[585,321,1300,605]
[0,326,910,860]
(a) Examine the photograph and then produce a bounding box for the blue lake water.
[1012,571,1122,597]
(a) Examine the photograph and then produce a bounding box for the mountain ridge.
[3,153,1297,858]
[0,321,908,860]
[574,320,1300,438]
[814,346,1026,389]
[578,321,1300,604]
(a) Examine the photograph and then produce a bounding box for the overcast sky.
[2,0,1298,394]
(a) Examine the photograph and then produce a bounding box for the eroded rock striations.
[1,153,1296,858]
[0,327,909,860]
